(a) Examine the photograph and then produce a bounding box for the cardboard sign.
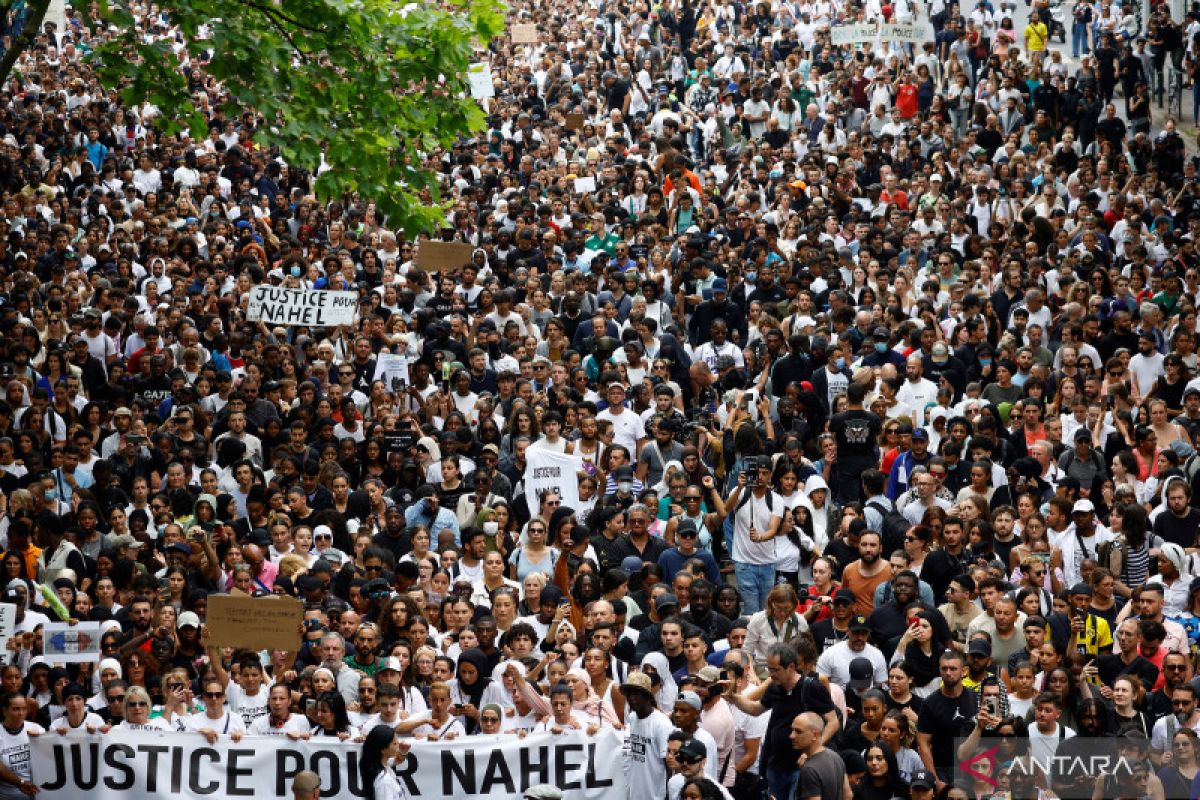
[416,241,475,272]
[564,113,585,130]
[511,23,538,43]
[573,176,597,193]
[0,603,14,666]
[245,286,359,327]
[206,594,303,652]
[830,21,934,45]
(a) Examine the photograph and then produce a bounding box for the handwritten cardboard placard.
[416,241,475,272]
[206,594,303,652]
[564,113,585,130]
[512,23,538,43]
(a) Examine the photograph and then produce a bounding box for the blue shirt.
[404,501,461,547]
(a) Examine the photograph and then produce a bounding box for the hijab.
[640,652,678,712]
[456,648,492,706]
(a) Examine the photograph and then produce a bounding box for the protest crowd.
[16,0,1200,797]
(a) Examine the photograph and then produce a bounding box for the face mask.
[45,489,57,501]
[618,480,634,493]
[483,521,499,535]
[980,359,992,367]
[745,271,757,283]
[835,358,846,370]
[875,342,888,354]
[290,266,302,277]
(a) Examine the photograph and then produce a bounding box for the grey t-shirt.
[797,748,846,800]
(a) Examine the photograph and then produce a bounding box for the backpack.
[1096,535,1124,575]
[867,500,911,552]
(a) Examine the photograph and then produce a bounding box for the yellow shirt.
[1025,22,1048,52]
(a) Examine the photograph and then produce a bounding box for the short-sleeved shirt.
[761,675,836,771]
[917,687,977,772]
[797,747,846,800]
[626,708,674,800]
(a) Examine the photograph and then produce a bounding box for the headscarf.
[1160,542,1189,578]
[455,648,492,707]
[93,657,123,693]
[640,652,678,712]
[566,667,621,728]
[360,724,396,800]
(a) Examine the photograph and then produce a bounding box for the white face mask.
[618,480,634,493]
[483,521,499,535]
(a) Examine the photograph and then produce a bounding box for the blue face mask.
[835,357,846,370]
[875,342,888,353]
[45,489,57,501]
[745,271,757,283]
[980,359,992,367]
[290,266,302,277]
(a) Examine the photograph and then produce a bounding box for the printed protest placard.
[373,352,410,392]
[206,594,303,652]
[523,448,583,514]
[246,286,358,327]
[43,621,102,663]
[468,62,494,99]
[511,23,538,43]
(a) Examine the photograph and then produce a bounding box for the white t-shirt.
[815,641,889,691]
[407,712,466,739]
[0,721,43,800]
[597,406,645,454]
[226,681,271,728]
[1029,723,1074,766]
[249,713,312,737]
[182,710,247,737]
[626,709,675,800]
[731,490,785,566]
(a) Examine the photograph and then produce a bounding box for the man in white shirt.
[895,356,938,427]
[1130,331,1165,398]
[597,383,645,454]
[815,616,888,690]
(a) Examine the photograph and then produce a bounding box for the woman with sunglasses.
[508,516,558,582]
[114,686,170,731]
[181,678,246,743]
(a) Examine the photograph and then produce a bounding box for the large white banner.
[246,286,359,326]
[31,728,624,800]
[523,448,583,514]
[830,21,934,44]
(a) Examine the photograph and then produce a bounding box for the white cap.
[1072,499,1095,514]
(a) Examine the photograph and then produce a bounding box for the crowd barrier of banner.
[829,22,935,44]
[32,727,625,800]
[246,285,359,326]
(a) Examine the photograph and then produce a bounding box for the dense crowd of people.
[9,0,1200,798]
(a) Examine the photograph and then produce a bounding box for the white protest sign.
[42,621,103,663]
[373,352,410,391]
[523,448,583,514]
[32,727,624,800]
[468,62,494,99]
[573,176,597,193]
[0,604,15,665]
[830,21,934,44]
[246,286,359,327]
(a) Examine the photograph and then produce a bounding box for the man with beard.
[841,531,890,617]
[916,650,977,786]
[679,578,731,646]
[868,571,944,660]
[1096,618,1161,690]
[1050,699,1115,798]
[1151,685,1200,765]
[815,614,887,691]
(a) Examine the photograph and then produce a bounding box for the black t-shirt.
[761,674,837,771]
[1153,508,1200,549]
[917,687,977,772]
[1095,652,1159,692]
[810,618,849,651]
[829,409,881,464]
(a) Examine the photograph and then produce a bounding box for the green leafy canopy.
[81,0,505,236]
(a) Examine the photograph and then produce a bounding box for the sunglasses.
[127,701,149,708]
[204,691,225,699]
[108,695,126,703]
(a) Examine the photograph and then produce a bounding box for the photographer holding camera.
[725,457,784,615]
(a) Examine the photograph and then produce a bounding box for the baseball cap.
[834,588,856,605]
[655,593,680,612]
[849,615,870,632]
[176,611,201,629]
[676,691,703,710]
[910,770,936,790]
[1072,498,1095,514]
[620,672,654,697]
[848,657,874,690]
[378,656,404,673]
[968,638,992,657]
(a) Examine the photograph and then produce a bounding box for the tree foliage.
[76,0,505,235]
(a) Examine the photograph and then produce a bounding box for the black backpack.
[867,500,911,553]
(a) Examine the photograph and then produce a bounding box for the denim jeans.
[735,561,776,615]
[765,766,798,800]
[1072,21,1089,57]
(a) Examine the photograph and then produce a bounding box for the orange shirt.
[842,562,891,617]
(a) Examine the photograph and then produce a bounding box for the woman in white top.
[183,679,247,742]
[114,686,171,732]
[0,691,43,800]
[51,684,107,735]
[361,724,412,800]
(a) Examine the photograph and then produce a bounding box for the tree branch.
[243,0,325,35]
[0,0,51,85]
